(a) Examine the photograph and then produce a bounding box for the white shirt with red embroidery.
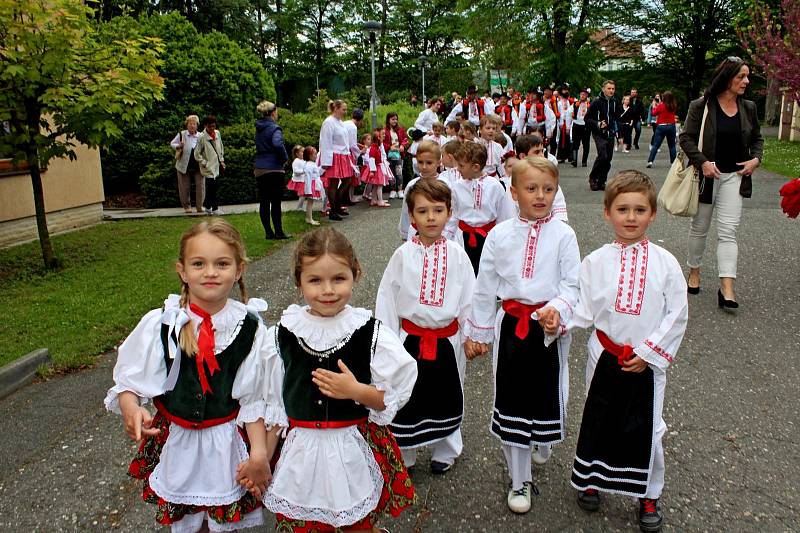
[475,137,506,177]
[398,176,459,242]
[451,175,515,228]
[568,239,688,371]
[465,215,580,343]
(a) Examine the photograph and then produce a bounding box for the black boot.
[638,498,663,532]
[577,489,600,512]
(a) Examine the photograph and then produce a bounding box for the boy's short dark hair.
[410,128,426,141]
[604,170,657,211]
[460,122,477,136]
[514,134,543,156]
[456,141,488,167]
[442,139,462,156]
[406,178,452,211]
[446,120,461,133]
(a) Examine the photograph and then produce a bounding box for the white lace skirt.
[263,425,384,527]
[149,420,249,506]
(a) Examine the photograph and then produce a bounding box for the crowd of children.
[110,89,689,532]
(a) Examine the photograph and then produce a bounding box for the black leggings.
[203,177,218,211]
[256,171,285,236]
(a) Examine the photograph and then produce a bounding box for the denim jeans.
[648,123,676,164]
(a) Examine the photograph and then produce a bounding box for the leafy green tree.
[0,0,163,268]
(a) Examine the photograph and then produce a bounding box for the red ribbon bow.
[501,300,546,340]
[596,329,635,366]
[458,220,496,248]
[189,304,221,394]
[402,319,459,360]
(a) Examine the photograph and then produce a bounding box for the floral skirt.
[274,421,416,533]
[128,412,261,527]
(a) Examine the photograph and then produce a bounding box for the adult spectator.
[414,98,442,133]
[445,85,494,126]
[254,100,290,239]
[629,87,645,149]
[680,56,763,311]
[646,93,661,149]
[617,95,636,152]
[170,114,203,214]
[585,80,618,191]
[194,115,224,215]
[318,99,352,220]
[383,112,409,196]
[646,91,679,167]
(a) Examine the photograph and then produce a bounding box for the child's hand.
[312,360,361,401]
[621,355,648,373]
[536,307,561,335]
[236,452,271,499]
[119,392,160,443]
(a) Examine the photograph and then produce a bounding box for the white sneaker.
[389,190,398,199]
[398,190,404,198]
[646,162,653,168]
[204,208,213,215]
[532,444,551,465]
[212,209,225,215]
[614,145,619,152]
[623,149,630,153]
[507,482,533,513]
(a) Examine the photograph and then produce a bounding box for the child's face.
[416,151,440,178]
[446,125,456,137]
[457,158,482,180]
[364,136,372,146]
[511,167,558,220]
[442,152,456,168]
[299,253,354,317]
[504,157,518,176]
[176,233,243,314]
[409,196,451,245]
[308,147,317,159]
[463,129,475,141]
[604,191,656,244]
[529,145,545,157]
[432,125,443,136]
[479,122,496,140]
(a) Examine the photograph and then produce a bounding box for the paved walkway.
[1,139,798,531]
[103,200,298,220]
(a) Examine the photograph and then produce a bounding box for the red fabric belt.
[154,399,239,430]
[401,318,459,361]
[288,417,367,429]
[458,219,496,247]
[596,329,635,365]
[501,299,546,340]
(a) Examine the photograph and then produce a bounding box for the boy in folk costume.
[377,179,476,475]
[567,171,687,532]
[542,86,560,156]
[476,115,507,179]
[465,157,580,514]
[556,85,575,163]
[494,93,515,136]
[571,88,592,168]
[445,85,495,127]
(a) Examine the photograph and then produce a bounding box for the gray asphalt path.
[1,138,798,532]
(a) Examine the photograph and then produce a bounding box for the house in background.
[0,133,104,249]
[592,30,643,71]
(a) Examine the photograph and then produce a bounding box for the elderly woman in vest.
[254,100,291,239]
[170,115,204,214]
[680,57,763,312]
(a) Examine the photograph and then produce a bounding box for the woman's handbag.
[657,104,708,217]
[174,131,184,161]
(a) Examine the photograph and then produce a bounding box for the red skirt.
[274,421,416,533]
[128,412,262,527]
[286,180,306,194]
[366,167,388,186]
[320,153,355,188]
[359,165,372,185]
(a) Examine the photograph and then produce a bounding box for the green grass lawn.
[762,137,800,178]
[0,212,311,370]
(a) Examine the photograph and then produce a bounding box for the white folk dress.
[261,305,417,527]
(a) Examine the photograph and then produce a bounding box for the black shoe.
[687,285,700,295]
[577,488,600,512]
[274,232,292,240]
[581,162,587,167]
[571,161,578,167]
[638,498,663,532]
[717,289,739,313]
[264,231,276,240]
[328,213,343,221]
[634,144,640,150]
[430,460,452,475]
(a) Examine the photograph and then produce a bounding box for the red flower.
[779,178,800,218]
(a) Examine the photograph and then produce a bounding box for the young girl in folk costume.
[105,220,273,532]
[359,133,375,202]
[466,158,580,515]
[366,129,392,208]
[377,179,475,475]
[568,171,687,532]
[289,145,308,210]
[302,146,323,226]
[261,228,418,533]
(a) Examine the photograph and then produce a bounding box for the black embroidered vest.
[277,318,378,424]
[155,313,258,428]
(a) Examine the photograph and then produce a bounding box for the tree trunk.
[23,100,57,269]
[764,75,780,125]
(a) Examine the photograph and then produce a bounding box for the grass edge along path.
[762,137,800,179]
[0,212,311,370]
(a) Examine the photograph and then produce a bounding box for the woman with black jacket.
[254,100,291,240]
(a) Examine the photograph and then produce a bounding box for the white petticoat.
[149,420,249,506]
[263,425,384,527]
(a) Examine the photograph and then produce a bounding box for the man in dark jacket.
[585,80,619,191]
[629,88,645,150]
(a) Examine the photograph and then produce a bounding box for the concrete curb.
[0,348,51,399]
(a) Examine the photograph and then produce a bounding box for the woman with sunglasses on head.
[679,56,763,312]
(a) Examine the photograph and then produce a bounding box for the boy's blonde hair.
[479,114,502,129]
[604,170,657,211]
[416,140,442,159]
[456,141,487,167]
[511,156,559,187]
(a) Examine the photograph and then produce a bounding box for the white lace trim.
[262,428,384,527]
[237,399,266,426]
[263,403,289,429]
[369,382,399,426]
[464,319,494,344]
[103,389,151,415]
[279,304,372,351]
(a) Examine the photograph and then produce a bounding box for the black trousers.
[589,132,614,190]
[256,171,285,236]
[203,177,218,211]
[571,124,591,165]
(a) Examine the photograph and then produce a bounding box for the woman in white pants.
[679,57,763,312]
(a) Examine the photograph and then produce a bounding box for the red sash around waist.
[288,417,368,429]
[596,329,635,365]
[458,219,496,247]
[401,318,459,361]
[501,299,546,340]
[154,398,240,430]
